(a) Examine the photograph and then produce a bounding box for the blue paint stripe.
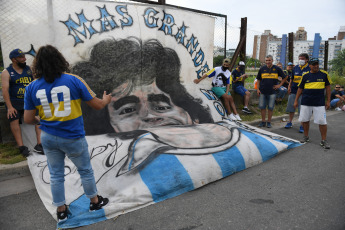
[139,154,194,203]
[213,146,246,177]
[241,130,278,162]
[57,194,107,229]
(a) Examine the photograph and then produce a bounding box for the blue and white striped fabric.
[27,121,301,229]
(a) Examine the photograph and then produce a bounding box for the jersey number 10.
[36,86,71,118]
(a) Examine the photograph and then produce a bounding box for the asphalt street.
[0,111,344,230]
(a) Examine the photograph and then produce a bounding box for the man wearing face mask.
[1,49,43,157]
[231,61,252,114]
[194,58,241,121]
[285,53,310,132]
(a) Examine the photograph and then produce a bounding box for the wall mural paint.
[0,1,301,229]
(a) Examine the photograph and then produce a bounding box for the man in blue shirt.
[1,49,43,156]
[256,55,287,128]
[330,84,345,111]
[294,58,331,149]
[285,53,310,132]
[232,61,252,114]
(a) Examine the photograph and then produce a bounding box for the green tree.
[329,49,345,76]
[213,55,224,67]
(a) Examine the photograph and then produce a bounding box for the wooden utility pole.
[288,32,294,63]
[324,41,328,71]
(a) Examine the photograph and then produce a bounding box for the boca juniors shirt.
[298,70,331,106]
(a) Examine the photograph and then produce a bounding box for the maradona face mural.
[0,1,300,229]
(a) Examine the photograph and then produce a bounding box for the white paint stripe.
[176,154,223,189]
[235,133,263,168]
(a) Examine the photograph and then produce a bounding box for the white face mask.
[298,60,306,66]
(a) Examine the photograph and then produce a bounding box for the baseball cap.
[288,62,293,66]
[239,61,245,66]
[223,58,231,64]
[309,58,319,65]
[9,49,25,59]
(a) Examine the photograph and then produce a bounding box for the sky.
[166,0,345,55]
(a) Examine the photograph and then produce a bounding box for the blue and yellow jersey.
[6,64,33,102]
[24,73,96,139]
[256,65,286,95]
[291,64,310,94]
[231,68,244,89]
[298,70,331,106]
[206,66,231,88]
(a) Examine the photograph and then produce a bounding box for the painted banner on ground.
[0,0,301,229]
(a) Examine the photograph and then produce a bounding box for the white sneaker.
[335,107,342,111]
[234,114,242,121]
[228,113,237,120]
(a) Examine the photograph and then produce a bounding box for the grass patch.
[330,72,345,86]
[240,100,288,122]
[0,142,26,164]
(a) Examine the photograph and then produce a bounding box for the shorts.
[286,93,302,114]
[299,105,327,125]
[330,98,340,107]
[258,94,276,110]
[5,105,24,123]
[233,85,248,97]
[212,87,230,99]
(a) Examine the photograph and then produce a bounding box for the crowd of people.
[195,53,340,149]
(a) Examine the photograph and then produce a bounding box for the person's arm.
[293,88,303,109]
[1,70,17,119]
[193,73,208,84]
[325,85,331,110]
[225,83,230,95]
[273,69,286,89]
[85,91,112,110]
[24,109,40,125]
[256,79,261,96]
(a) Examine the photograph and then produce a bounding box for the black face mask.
[239,66,244,71]
[17,62,26,69]
[221,66,228,71]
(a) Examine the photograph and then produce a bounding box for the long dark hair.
[32,45,70,83]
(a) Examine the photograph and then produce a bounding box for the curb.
[0,160,30,182]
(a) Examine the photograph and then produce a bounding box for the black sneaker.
[300,136,310,143]
[19,146,30,157]
[242,108,253,114]
[90,195,109,211]
[34,143,44,155]
[320,140,330,149]
[57,205,69,222]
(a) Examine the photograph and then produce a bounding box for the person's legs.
[302,121,310,137]
[9,119,23,146]
[319,125,327,140]
[62,137,98,200]
[40,131,67,209]
[244,90,250,108]
[267,94,276,123]
[259,94,267,122]
[312,106,328,144]
[220,95,232,116]
[35,125,42,144]
[330,99,340,108]
[298,105,312,142]
[228,95,238,115]
[286,94,296,123]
